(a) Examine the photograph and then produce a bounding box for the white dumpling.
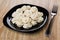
[38,12,43,17]
[22,17,31,24]
[16,8,23,13]
[11,16,22,24]
[11,18,16,24]
[12,12,19,17]
[12,12,23,18]
[23,23,32,29]
[30,13,38,20]
[31,20,37,26]
[26,6,31,10]
[24,10,32,17]
[21,5,27,11]
[15,21,23,27]
[18,13,23,17]
[30,6,38,13]
[37,17,44,23]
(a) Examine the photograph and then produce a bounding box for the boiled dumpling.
[15,21,23,27]
[31,20,37,26]
[11,18,16,24]
[21,5,27,11]
[37,17,44,23]
[30,6,38,13]
[22,17,31,24]
[26,6,31,10]
[23,23,32,29]
[12,12,19,17]
[30,13,38,20]
[24,10,32,17]
[38,12,43,17]
[16,8,23,13]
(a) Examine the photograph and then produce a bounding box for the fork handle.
[45,16,55,36]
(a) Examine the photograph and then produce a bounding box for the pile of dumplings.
[11,5,44,29]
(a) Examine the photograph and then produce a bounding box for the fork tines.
[52,5,58,13]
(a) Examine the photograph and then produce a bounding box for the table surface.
[0,0,60,40]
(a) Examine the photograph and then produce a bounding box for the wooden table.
[0,0,60,40]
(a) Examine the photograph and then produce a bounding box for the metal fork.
[45,5,58,36]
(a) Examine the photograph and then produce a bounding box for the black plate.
[3,4,49,33]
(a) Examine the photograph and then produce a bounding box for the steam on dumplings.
[11,5,44,29]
